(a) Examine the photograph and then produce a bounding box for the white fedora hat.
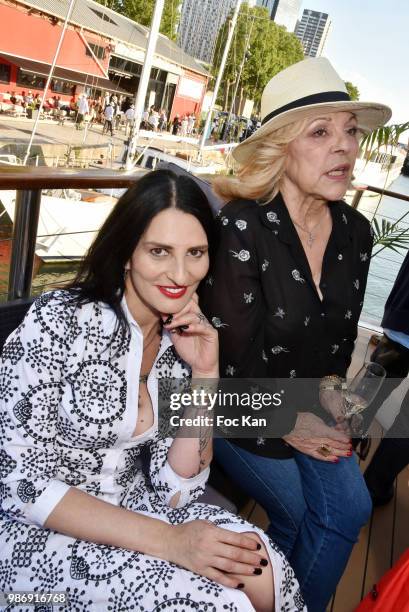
[233,57,392,164]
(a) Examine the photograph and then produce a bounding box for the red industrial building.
[0,0,209,118]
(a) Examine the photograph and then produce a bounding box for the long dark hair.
[68,169,216,334]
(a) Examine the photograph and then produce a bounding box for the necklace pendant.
[139,373,149,385]
[307,233,314,248]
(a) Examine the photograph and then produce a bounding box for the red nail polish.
[333,458,339,463]
[347,451,352,456]
[237,583,245,589]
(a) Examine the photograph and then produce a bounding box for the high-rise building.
[295,9,332,57]
[177,0,236,64]
[256,0,301,32]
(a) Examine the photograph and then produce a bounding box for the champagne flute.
[343,362,386,436]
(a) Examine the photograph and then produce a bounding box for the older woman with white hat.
[202,57,392,612]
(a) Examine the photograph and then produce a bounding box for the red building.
[0,0,208,116]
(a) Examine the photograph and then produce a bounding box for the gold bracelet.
[319,375,347,391]
[319,383,347,391]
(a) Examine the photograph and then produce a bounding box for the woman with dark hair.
[0,170,304,611]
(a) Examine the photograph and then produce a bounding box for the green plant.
[372,215,409,257]
[357,121,409,255]
[360,122,409,159]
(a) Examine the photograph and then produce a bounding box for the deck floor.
[239,328,409,611]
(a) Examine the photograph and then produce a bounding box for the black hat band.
[261,91,351,126]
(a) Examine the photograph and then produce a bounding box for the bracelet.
[319,375,347,391]
[319,383,347,391]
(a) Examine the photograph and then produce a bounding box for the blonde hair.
[212,118,310,204]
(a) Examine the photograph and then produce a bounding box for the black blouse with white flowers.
[202,192,373,458]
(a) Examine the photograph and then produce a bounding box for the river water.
[357,174,409,325]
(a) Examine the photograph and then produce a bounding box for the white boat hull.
[353,148,405,189]
[0,191,114,261]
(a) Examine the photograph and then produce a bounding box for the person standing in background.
[363,250,409,505]
[180,115,189,137]
[125,104,135,136]
[149,107,159,132]
[187,113,196,135]
[159,109,168,131]
[103,102,114,136]
[172,114,181,136]
[76,93,89,130]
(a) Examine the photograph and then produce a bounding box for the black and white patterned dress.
[0,290,305,611]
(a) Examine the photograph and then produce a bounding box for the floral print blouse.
[202,192,373,458]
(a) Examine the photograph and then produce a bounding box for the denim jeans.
[214,438,372,612]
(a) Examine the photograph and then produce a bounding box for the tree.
[95,0,182,41]
[345,81,360,101]
[212,4,304,113]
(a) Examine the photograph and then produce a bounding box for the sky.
[299,0,409,136]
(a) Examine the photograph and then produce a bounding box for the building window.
[51,79,76,95]
[86,43,106,60]
[0,63,11,83]
[109,55,142,76]
[150,68,167,83]
[16,69,46,89]
[90,8,117,26]
[84,86,102,99]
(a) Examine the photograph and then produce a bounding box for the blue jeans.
[214,439,372,612]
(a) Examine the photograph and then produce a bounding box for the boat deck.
[240,327,409,611]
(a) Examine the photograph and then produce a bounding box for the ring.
[196,313,206,324]
[317,444,332,457]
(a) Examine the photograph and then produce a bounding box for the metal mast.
[125,0,165,170]
[198,0,242,156]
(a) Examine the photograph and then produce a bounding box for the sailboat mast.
[23,0,76,166]
[198,0,242,156]
[125,0,165,170]
[227,10,254,127]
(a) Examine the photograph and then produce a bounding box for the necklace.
[291,209,329,248]
[139,324,160,386]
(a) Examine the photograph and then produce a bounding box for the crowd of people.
[1,57,408,611]
[0,88,200,138]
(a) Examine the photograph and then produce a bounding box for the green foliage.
[372,216,409,256]
[360,122,409,160]
[345,81,359,101]
[357,120,409,255]
[96,0,122,12]
[94,0,181,40]
[212,3,304,111]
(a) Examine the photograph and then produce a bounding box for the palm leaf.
[361,121,409,154]
[359,120,409,256]
[372,216,409,257]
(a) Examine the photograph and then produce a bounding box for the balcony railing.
[0,166,148,300]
